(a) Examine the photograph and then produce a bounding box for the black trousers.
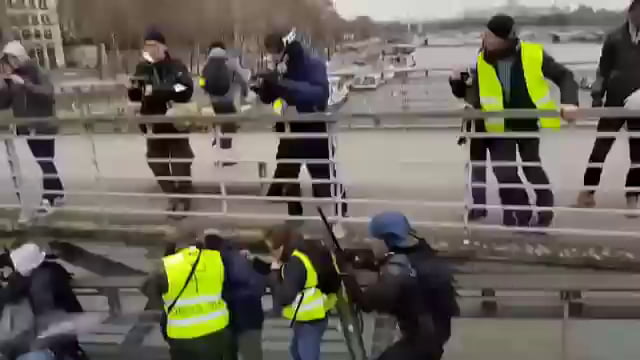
[168,329,234,360]
[267,137,347,216]
[146,138,194,195]
[25,138,64,203]
[584,118,640,197]
[212,102,238,150]
[477,138,554,227]
[376,338,442,360]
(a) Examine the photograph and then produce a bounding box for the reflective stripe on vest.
[477,42,560,133]
[282,250,334,322]
[162,248,229,339]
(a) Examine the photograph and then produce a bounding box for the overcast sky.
[334,0,633,21]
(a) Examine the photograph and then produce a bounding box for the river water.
[340,42,602,115]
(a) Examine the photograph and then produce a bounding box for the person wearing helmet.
[349,212,459,360]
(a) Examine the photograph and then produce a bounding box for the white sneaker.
[35,199,55,218]
[332,222,346,240]
[626,196,639,219]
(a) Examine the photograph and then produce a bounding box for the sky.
[334,0,634,21]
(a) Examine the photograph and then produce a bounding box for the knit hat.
[487,14,516,40]
[10,243,46,276]
[144,28,166,45]
[1,40,30,63]
[369,212,417,249]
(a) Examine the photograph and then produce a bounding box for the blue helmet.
[369,211,416,249]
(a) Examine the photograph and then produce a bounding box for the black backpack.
[201,57,232,96]
[298,240,341,296]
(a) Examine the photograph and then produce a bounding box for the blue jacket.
[219,243,266,333]
[279,41,329,113]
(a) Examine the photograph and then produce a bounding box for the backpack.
[298,240,341,296]
[201,57,233,97]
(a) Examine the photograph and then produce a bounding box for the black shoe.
[468,209,487,221]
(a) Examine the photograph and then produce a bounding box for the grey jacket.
[205,48,249,108]
[592,23,640,107]
[0,61,56,134]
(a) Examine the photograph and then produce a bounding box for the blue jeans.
[289,318,328,360]
[16,351,55,360]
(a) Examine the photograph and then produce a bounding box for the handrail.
[4,107,640,126]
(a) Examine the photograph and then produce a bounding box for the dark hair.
[631,0,640,11]
[208,41,226,52]
[264,33,285,53]
[263,224,299,249]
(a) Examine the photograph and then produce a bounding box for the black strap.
[167,248,202,315]
[289,289,306,328]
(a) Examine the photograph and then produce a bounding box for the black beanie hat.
[487,14,516,40]
[144,28,166,45]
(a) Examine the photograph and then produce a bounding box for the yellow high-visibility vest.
[282,250,337,322]
[273,98,286,115]
[477,42,560,133]
[162,247,229,339]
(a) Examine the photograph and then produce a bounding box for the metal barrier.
[2,109,640,248]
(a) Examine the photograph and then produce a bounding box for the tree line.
[58,0,351,49]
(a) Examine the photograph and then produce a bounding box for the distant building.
[3,0,65,69]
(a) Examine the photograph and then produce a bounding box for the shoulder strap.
[166,249,202,314]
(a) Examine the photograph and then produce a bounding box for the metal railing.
[2,108,640,247]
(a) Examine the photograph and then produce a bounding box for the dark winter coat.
[127,54,194,133]
[592,23,640,107]
[258,41,330,133]
[0,61,56,135]
[358,243,459,355]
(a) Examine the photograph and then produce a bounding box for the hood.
[208,47,228,60]
[2,40,30,64]
[369,212,417,249]
[284,41,305,65]
[10,243,46,276]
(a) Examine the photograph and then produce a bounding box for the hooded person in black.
[0,40,63,223]
[0,243,86,360]
[128,28,195,216]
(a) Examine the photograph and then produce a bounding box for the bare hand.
[560,104,579,122]
[239,249,254,261]
[7,74,24,85]
[450,66,468,80]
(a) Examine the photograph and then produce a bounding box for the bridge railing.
[1,109,640,256]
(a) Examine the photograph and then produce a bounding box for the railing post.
[213,121,228,214]
[463,116,472,241]
[83,104,108,226]
[4,123,25,222]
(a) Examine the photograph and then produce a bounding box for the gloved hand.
[5,272,30,300]
[0,248,12,269]
[457,136,467,146]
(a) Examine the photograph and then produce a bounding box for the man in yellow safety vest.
[450,14,579,229]
[141,235,251,360]
[263,225,340,360]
